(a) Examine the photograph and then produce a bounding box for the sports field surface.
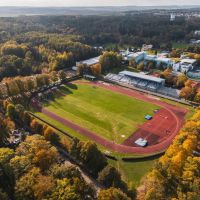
[37,82,159,144]
[33,80,187,154]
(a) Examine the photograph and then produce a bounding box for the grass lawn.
[109,157,158,187]
[39,83,159,144]
[108,66,140,74]
[172,42,190,49]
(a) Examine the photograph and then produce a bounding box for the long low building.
[76,56,100,66]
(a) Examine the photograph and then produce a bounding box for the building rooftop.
[119,71,165,83]
[145,54,157,60]
[84,74,96,79]
[77,56,100,66]
[156,57,172,62]
[157,53,169,58]
[128,52,145,57]
[181,59,196,64]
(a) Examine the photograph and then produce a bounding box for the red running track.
[35,81,188,154]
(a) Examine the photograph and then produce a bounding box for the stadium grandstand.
[105,71,165,92]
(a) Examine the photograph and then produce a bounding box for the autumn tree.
[137,61,145,71]
[58,70,66,80]
[32,175,55,200]
[77,63,92,76]
[99,51,122,72]
[6,103,18,121]
[176,74,187,88]
[0,148,15,199]
[51,164,81,180]
[98,165,128,193]
[179,82,197,101]
[79,141,108,177]
[194,92,200,102]
[10,155,32,179]
[14,167,41,200]
[160,68,175,86]
[50,177,95,200]
[0,117,9,146]
[43,127,60,144]
[129,59,137,68]
[0,189,9,200]
[1,41,27,58]
[70,139,107,177]
[98,188,131,200]
[15,135,59,171]
[91,63,102,75]
[30,119,44,134]
[23,111,32,127]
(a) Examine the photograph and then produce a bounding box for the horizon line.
[0,5,200,8]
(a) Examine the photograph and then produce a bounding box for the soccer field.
[38,82,159,144]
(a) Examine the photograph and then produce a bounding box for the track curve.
[35,81,187,154]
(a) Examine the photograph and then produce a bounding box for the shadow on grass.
[65,82,78,90]
[42,92,66,107]
[121,152,163,162]
[60,86,74,95]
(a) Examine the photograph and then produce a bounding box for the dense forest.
[0,14,200,47]
[0,33,100,80]
[0,13,199,80]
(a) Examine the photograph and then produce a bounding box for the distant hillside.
[0,6,200,17]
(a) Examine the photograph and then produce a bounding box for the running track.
[33,81,187,154]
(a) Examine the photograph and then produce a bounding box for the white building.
[127,52,145,63]
[142,44,153,51]
[191,40,200,45]
[170,14,176,21]
[194,30,200,35]
[156,57,173,67]
[172,62,181,72]
[144,54,157,62]
[180,59,196,73]
[173,59,196,73]
[157,52,169,58]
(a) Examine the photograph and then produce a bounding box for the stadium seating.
[147,82,159,91]
[137,80,148,88]
[119,76,131,84]
[104,72,165,93]
[130,78,139,86]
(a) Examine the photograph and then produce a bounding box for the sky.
[0,0,200,7]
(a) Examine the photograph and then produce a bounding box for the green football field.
[38,83,159,144]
